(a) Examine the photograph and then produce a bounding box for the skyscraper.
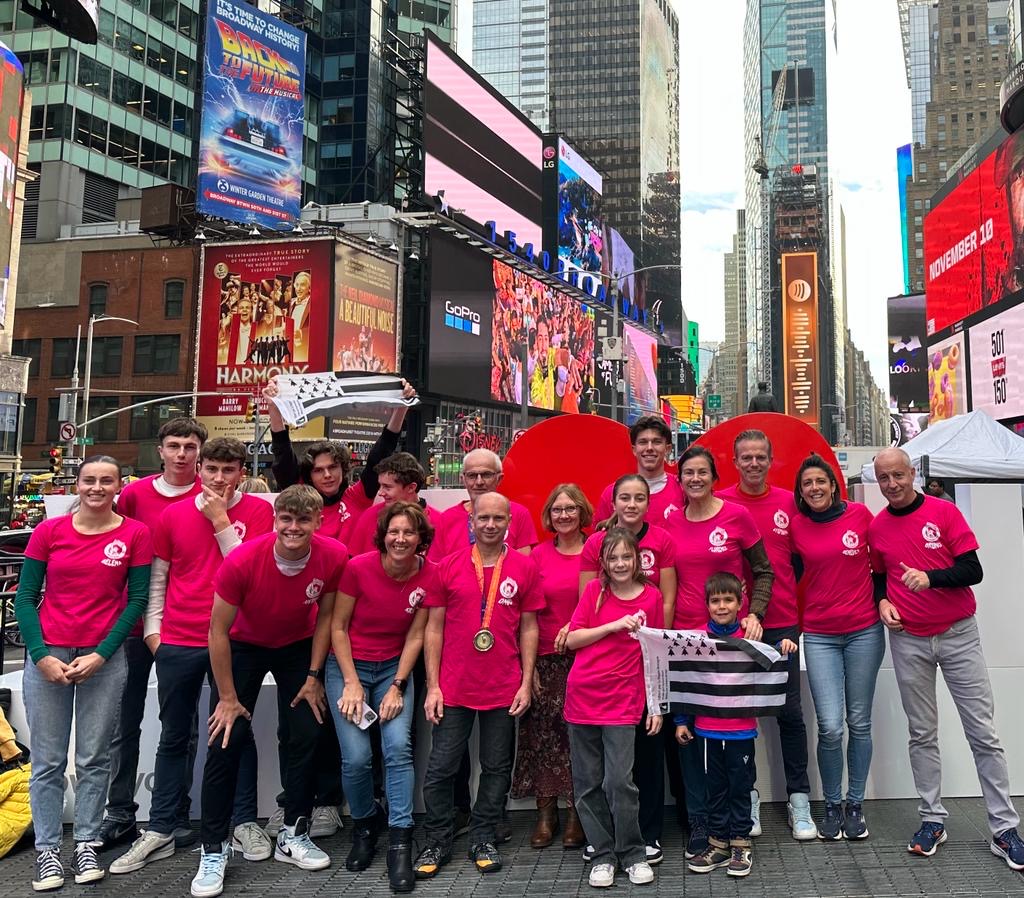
[720,209,747,417]
[473,0,684,344]
[900,0,1009,293]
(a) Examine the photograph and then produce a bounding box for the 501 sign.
[992,328,1008,405]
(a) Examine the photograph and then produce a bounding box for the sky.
[458,1,910,389]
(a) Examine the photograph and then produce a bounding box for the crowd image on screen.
[558,174,606,274]
[216,269,313,367]
[336,325,388,373]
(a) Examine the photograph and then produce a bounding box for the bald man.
[414,493,543,879]
[869,449,1022,870]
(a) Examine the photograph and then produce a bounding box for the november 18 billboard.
[197,0,305,230]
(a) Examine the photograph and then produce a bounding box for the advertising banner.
[887,293,929,413]
[926,331,967,424]
[968,299,1024,421]
[330,243,399,443]
[197,0,305,230]
[196,240,332,439]
[623,322,658,425]
[781,252,820,426]
[554,138,608,293]
[0,42,23,328]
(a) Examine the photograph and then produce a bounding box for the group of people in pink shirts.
[14,400,1024,896]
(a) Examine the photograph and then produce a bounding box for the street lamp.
[80,315,139,443]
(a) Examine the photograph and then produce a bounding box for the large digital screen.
[424,33,543,248]
[555,138,607,283]
[0,42,23,329]
[623,322,658,424]
[887,293,929,413]
[922,127,1024,335]
[196,240,332,439]
[926,331,967,424]
[897,143,912,294]
[968,299,1024,420]
[781,252,820,426]
[196,0,305,230]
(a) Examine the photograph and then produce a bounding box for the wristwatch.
[392,678,408,694]
[307,668,321,679]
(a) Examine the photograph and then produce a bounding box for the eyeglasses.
[463,470,499,482]
[551,505,579,517]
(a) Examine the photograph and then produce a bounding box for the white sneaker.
[645,841,663,864]
[582,844,596,861]
[232,822,273,861]
[309,805,343,838]
[274,817,331,871]
[191,842,230,898]
[110,830,175,874]
[589,862,615,887]
[787,792,817,840]
[264,807,285,838]
[750,789,762,837]
[626,861,655,884]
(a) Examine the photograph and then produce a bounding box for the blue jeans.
[803,621,885,804]
[23,646,128,850]
[326,657,415,828]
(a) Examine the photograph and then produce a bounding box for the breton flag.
[637,628,789,719]
[269,373,418,427]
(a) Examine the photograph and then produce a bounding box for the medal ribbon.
[472,544,507,631]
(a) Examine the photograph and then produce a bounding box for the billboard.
[196,240,332,439]
[623,322,658,425]
[968,299,1024,421]
[196,0,305,230]
[551,138,608,288]
[781,252,820,426]
[897,143,912,294]
[926,331,967,424]
[424,33,543,248]
[0,42,23,328]
[887,293,929,413]
[922,127,1024,335]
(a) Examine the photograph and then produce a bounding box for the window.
[90,336,123,376]
[90,396,120,442]
[0,391,20,454]
[11,338,40,376]
[112,72,143,110]
[164,280,184,318]
[178,4,198,38]
[44,105,72,140]
[88,283,108,316]
[129,396,189,440]
[22,397,37,444]
[46,397,62,441]
[134,334,180,374]
[50,338,80,377]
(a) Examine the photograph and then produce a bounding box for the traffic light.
[48,446,63,475]
[244,399,256,423]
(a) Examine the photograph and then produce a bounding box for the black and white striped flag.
[637,628,789,719]
[269,373,418,427]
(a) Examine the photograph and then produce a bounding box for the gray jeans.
[889,615,1020,835]
[23,646,128,850]
[569,723,644,868]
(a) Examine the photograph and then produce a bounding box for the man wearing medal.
[414,493,543,879]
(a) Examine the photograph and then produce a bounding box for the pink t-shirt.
[428,499,539,560]
[664,501,761,628]
[790,502,877,635]
[594,476,685,525]
[868,495,980,637]
[531,539,585,655]
[717,484,798,629]
[564,579,664,726]
[153,495,275,646]
[215,532,347,648]
[339,552,438,661]
[320,481,374,545]
[423,547,544,710]
[347,502,443,557]
[579,523,676,588]
[26,515,153,649]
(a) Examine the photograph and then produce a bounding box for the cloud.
[683,191,740,213]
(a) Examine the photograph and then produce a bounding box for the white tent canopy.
[861,410,1024,481]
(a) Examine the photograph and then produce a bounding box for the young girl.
[565,528,664,889]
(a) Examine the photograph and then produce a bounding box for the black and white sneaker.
[32,848,64,892]
[72,842,106,884]
[645,841,663,865]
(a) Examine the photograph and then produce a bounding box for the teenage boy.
[190,486,347,898]
[93,418,206,852]
[109,438,274,876]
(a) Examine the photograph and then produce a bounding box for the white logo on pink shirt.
[922,522,942,548]
[102,539,128,567]
[499,577,518,600]
[304,578,325,603]
[663,504,679,518]
[709,527,728,553]
[639,548,656,575]
[773,510,790,533]
[338,502,350,524]
[407,586,425,614]
[232,521,247,540]
[841,529,861,556]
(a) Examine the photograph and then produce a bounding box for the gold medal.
[473,628,495,652]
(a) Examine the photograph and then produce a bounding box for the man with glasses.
[594,416,683,524]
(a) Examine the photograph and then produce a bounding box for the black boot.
[387,826,415,893]
[346,807,384,872]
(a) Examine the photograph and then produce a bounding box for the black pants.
[200,639,321,845]
[422,707,515,848]
[273,683,344,808]
[706,737,756,841]
[756,625,810,795]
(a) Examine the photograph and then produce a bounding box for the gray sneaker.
[264,807,285,838]
[310,805,343,838]
[232,822,273,861]
[110,830,175,874]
